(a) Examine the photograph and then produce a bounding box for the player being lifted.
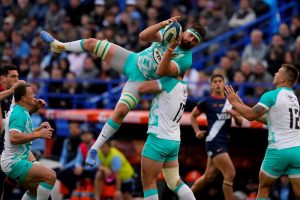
[40,16,206,166]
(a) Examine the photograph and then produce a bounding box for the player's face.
[273,67,286,85]
[211,77,225,94]
[5,70,19,89]
[180,32,199,50]
[23,87,37,108]
[101,143,110,156]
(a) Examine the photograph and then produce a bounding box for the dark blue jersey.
[197,96,232,144]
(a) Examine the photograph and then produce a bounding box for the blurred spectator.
[242,29,268,63]
[219,0,235,19]
[1,43,14,64]
[57,121,82,198]
[249,61,273,83]
[62,72,82,96]
[19,57,30,78]
[291,14,300,38]
[91,0,106,29]
[279,23,295,51]
[2,16,15,40]
[229,0,256,28]
[67,51,87,76]
[95,141,135,200]
[57,17,79,42]
[48,67,66,108]
[29,0,49,27]
[45,0,66,32]
[20,19,35,44]
[27,61,49,80]
[291,36,300,70]
[66,0,86,26]
[226,48,241,71]
[184,68,201,96]
[11,30,30,60]
[271,175,295,200]
[205,4,229,40]
[219,55,235,82]
[58,57,70,76]
[265,34,285,75]
[240,61,253,81]
[0,31,6,58]
[13,0,32,27]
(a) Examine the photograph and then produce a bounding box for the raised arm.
[225,85,268,121]
[139,16,180,42]
[156,45,180,77]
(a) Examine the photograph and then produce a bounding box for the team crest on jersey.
[182,87,188,97]
[153,48,162,63]
[286,93,296,102]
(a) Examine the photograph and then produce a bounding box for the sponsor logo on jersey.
[153,48,162,63]
[286,93,297,102]
[183,87,188,97]
[217,112,231,120]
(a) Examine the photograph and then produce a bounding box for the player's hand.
[169,34,182,49]
[40,122,51,129]
[114,190,122,200]
[35,99,47,109]
[195,130,206,139]
[227,109,238,117]
[160,16,180,28]
[225,85,239,104]
[11,80,26,91]
[38,127,54,139]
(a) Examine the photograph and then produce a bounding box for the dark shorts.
[205,141,229,158]
[121,178,135,194]
[0,134,4,154]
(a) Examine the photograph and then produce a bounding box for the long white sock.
[91,118,120,150]
[144,189,159,200]
[21,191,36,200]
[63,40,85,52]
[37,182,54,200]
[174,182,196,200]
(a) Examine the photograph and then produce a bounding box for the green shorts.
[123,53,146,82]
[142,134,180,162]
[6,159,33,182]
[261,146,300,178]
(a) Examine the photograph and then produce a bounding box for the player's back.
[259,87,300,149]
[147,77,188,141]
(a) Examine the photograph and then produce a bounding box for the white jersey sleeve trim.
[9,128,22,133]
[156,80,162,90]
[257,102,270,110]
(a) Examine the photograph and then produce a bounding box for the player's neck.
[211,92,225,99]
[16,102,31,112]
[276,83,291,89]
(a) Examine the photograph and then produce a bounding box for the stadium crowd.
[0,0,300,199]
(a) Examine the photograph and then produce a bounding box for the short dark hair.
[191,24,206,41]
[282,64,299,86]
[0,64,18,76]
[14,84,30,101]
[210,74,224,82]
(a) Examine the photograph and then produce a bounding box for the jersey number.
[289,108,300,129]
[173,102,185,123]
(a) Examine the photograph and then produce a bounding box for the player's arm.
[156,47,180,76]
[190,106,205,138]
[9,128,53,145]
[138,80,162,94]
[256,113,267,125]
[139,16,180,42]
[225,86,267,120]
[111,156,122,195]
[28,151,37,162]
[227,109,243,127]
[0,80,26,100]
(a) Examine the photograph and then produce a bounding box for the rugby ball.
[162,21,182,43]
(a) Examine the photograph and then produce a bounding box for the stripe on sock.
[40,182,54,190]
[174,182,185,193]
[107,118,120,130]
[80,39,85,51]
[94,41,102,55]
[144,189,158,197]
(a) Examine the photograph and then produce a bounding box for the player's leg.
[257,148,286,199]
[94,169,105,200]
[86,81,141,166]
[40,31,132,75]
[191,157,219,193]
[141,157,163,200]
[212,153,236,200]
[163,160,196,200]
[162,139,195,200]
[286,146,300,199]
[20,162,56,200]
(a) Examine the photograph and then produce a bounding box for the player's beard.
[180,39,193,50]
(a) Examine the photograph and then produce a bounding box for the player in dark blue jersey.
[190,74,242,200]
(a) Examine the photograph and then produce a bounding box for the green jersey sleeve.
[8,109,26,132]
[258,89,280,109]
[171,51,192,74]
[158,77,179,93]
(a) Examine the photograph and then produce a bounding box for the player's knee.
[162,167,180,190]
[224,169,236,181]
[46,169,56,185]
[84,38,98,52]
[204,173,216,183]
[118,92,138,112]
